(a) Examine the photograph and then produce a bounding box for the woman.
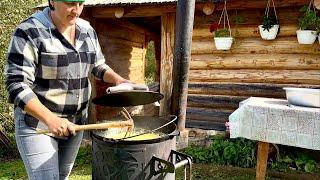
[5,0,129,179]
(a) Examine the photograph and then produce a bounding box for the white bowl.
[283,87,320,108]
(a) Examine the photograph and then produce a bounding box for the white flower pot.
[258,25,279,40]
[214,37,233,50]
[318,35,320,44]
[296,30,317,44]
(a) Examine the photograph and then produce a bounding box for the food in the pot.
[107,131,161,140]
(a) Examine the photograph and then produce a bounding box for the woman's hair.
[48,0,55,10]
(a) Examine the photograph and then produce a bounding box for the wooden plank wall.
[187,1,320,130]
[91,19,147,121]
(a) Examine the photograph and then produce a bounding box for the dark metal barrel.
[91,116,178,180]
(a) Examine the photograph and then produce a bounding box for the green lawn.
[1,146,320,180]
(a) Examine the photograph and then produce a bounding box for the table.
[229,97,320,180]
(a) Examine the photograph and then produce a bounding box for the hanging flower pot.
[209,0,233,50]
[296,0,319,44]
[214,37,233,50]
[259,25,279,40]
[296,30,317,44]
[259,0,280,40]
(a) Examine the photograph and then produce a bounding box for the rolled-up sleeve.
[88,29,110,81]
[5,27,37,110]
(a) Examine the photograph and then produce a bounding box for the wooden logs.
[315,0,320,9]
[192,24,298,39]
[187,107,233,123]
[256,142,270,180]
[191,37,320,54]
[188,82,320,97]
[190,54,320,70]
[189,69,320,84]
[187,94,246,109]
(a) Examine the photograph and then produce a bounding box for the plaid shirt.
[5,7,109,127]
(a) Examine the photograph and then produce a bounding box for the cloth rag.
[106,83,149,93]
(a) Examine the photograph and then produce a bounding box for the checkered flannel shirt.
[5,7,109,126]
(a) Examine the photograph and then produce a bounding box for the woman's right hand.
[46,116,76,137]
[23,98,76,137]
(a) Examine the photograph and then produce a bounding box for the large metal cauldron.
[91,115,180,180]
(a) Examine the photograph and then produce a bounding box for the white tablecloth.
[229,97,320,150]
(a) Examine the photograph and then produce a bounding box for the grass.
[1,146,320,180]
[3,159,318,180]
[0,147,320,180]
[0,157,258,180]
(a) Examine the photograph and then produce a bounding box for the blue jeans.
[15,112,83,180]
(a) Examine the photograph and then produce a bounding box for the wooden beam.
[316,0,320,9]
[191,37,320,54]
[186,119,226,131]
[212,0,309,10]
[160,13,176,116]
[190,54,320,70]
[187,94,246,109]
[189,69,320,84]
[188,82,320,97]
[193,24,299,39]
[186,107,233,123]
[194,7,301,27]
[256,142,269,180]
[92,5,177,18]
[171,0,196,131]
[91,0,309,18]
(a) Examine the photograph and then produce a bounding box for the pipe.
[171,0,196,131]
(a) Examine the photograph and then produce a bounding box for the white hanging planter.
[214,37,233,50]
[211,1,233,51]
[318,35,320,44]
[258,25,279,40]
[296,30,317,44]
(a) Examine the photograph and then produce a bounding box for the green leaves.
[0,0,44,133]
[261,15,278,31]
[183,137,257,168]
[298,5,320,31]
[214,29,231,37]
[183,137,319,173]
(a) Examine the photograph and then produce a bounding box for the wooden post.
[160,13,176,116]
[315,0,320,9]
[171,0,195,131]
[256,141,269,180]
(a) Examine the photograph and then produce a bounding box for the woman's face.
[51,1,84,26]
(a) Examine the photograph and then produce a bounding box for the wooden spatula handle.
[36,120,133,134]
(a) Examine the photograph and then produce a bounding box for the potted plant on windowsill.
[210,23,233,50]
[258,0,280,40]
[296,2,319,44]
[209,0,233,50]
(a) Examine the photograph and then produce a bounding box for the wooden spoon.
[36,119,133,134]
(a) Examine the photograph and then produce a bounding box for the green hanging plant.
[261,15,279,32]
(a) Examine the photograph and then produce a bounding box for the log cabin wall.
[187,0,320,130]
[90,18,148,121]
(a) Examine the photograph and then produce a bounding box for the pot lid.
[92,91,164,107]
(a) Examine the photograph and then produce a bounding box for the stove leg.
[151,150,192,180]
